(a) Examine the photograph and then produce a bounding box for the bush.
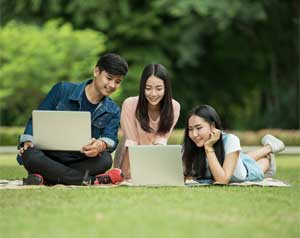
[230,129,300,146]
[1,127,299,147]
[0,127,24,146]
[168,129,300,146]
[0,20,106,126]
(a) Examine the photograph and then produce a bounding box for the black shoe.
[23,174,44,185]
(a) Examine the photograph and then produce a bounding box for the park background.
[0,0,299,131]
[0,1,299,238]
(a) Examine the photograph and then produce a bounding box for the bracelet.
[205,147,215,154]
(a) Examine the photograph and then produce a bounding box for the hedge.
[0,127,299,147]
[0,127,24,146]
[167,129,300,146]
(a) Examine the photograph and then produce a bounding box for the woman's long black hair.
[135,64,174,135]
[182,105,225,179]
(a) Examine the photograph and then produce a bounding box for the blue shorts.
[240,153,264,181]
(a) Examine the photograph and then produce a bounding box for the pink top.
[121,96,180,146]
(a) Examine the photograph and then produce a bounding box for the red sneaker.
[23,173,44,185]
[94,168,124,185]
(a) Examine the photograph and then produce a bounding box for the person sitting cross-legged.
[18,53,128,186]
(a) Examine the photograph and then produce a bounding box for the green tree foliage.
[0,20,106,125]
[0,0,298,129]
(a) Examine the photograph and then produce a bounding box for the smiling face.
[188,115,214,147]
[144,75,165,107]
[93,67,123,97]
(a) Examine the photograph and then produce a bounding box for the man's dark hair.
[96,53,128,76]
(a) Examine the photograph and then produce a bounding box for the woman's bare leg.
[246,145,272,161]
[256,157,270,173]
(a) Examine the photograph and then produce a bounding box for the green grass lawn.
[0,154,299,238]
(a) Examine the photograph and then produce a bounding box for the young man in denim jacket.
[18,53,128,185]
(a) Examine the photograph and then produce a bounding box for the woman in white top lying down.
[182,105,285,184]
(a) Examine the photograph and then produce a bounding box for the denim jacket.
[17,79,120,164]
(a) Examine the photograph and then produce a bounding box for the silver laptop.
[32,110,91,151]
[128,145,185,186]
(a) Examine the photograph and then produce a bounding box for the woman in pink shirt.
[114,64,180,179]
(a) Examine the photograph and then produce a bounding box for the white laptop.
[32,110,91,151]
[128,145,185,186]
